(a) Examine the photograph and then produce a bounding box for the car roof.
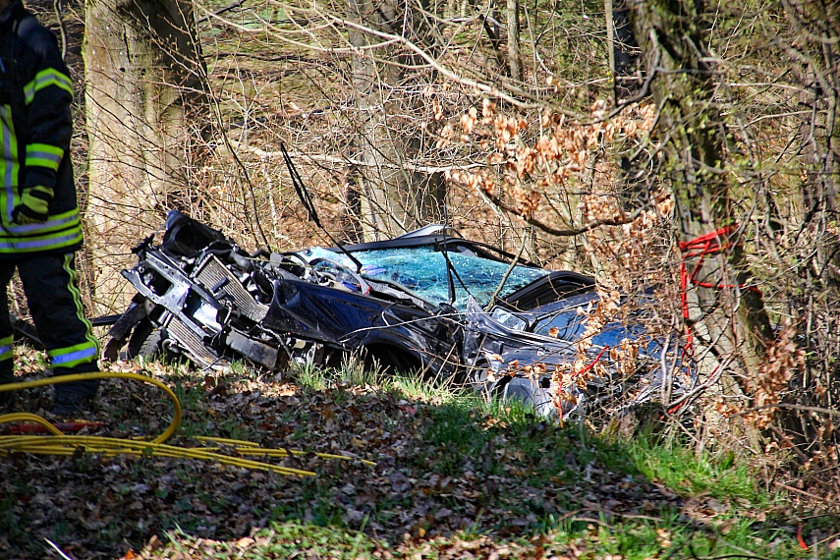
[330,225,597,311]
[499,270,595,311]
[335,225,544,268]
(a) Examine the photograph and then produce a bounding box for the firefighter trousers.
[0,252,99,397]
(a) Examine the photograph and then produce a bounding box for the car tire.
[126,319,165,360]
[502,376,556,418]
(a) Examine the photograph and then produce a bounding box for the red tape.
[678,225,761,356]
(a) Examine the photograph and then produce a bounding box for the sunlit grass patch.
[2,356,828,559]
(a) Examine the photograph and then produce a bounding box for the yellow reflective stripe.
[0,335,13,362]
[0,209,83,252]
[0,105,20,229]
[23,68,73,105]
[47,255,98,370]
[25,143,64,171]
[63,252,99,358]
[0,228,83,253]
[2,207,80,236]
[48,341,98,369]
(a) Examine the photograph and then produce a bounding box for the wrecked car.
[105,210,693,420]
[105,211,463,376]
[105,211,571,376]
[462,290,696,419]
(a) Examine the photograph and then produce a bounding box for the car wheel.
[501,376,557,418]
[126,319,165,360]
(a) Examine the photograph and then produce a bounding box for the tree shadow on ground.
[0,359,816,559]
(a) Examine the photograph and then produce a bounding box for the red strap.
[576,345,608,378]
[8,421,103,435]
[678,225,761,356]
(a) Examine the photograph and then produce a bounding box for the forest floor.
[1,1,835,558]
[1,349,837,560]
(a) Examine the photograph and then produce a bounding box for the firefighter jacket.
[0,1,83,256]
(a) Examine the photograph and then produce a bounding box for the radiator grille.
[167,316,217,368]
[194,256,269,323]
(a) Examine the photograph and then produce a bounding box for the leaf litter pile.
[0,352,832,559]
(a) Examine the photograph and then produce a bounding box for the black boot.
[53,365,99,417]
[0,369,15,412]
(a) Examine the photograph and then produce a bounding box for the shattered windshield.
[349,245,550,309]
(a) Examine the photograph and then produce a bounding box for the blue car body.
[112,213,692,419]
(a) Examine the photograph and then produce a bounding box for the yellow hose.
[0,372,181,444]
[194,435,377,466]
[0,412,65,436]
[0,372,374,476]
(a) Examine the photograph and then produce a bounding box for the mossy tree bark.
[627,0,774,450]
[83,0,206,311]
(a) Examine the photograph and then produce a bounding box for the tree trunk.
[506,0,523,82]
[627,0,773,451]
[84,0,206,312]
[786,0,840,288]
[604,0,646,210]
[784,0,840,433]
[347,0,445,240]
[604,0,641,104]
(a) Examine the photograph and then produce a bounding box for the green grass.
[152,521,382,559]
[3,357,833,559]
[628,433,765,502]
[288,360,331,391]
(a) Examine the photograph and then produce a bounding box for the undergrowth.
[1,356,835,559]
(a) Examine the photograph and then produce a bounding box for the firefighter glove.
[12,186,53,224]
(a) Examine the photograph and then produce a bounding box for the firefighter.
[0,0,99,414]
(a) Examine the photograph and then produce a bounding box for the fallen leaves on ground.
[0,354,829,559]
